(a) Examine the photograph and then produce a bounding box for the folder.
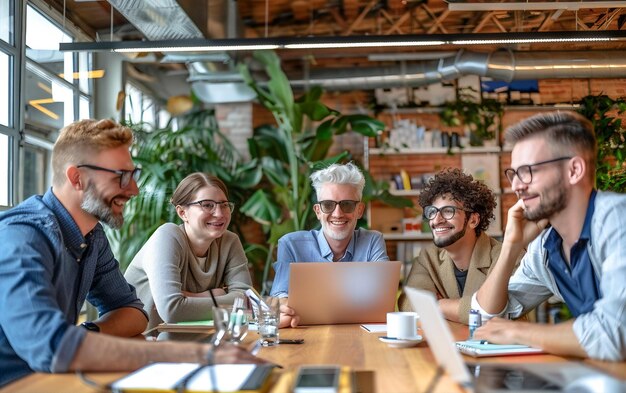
[110,363,275,393]
[156,320,214,333]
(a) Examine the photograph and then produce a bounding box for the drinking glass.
[212,302,249,345]
[257,296,280,346]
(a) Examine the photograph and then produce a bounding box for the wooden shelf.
[389,189,421,196]
[383,231,503,241]
[383,232,433,241]
[369,146,501,155]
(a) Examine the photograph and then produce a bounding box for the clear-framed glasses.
[187,199,235,213]
[504,156,572,185]
[77,164,141,189]
[423,205,472,220]
[317,200,360,214]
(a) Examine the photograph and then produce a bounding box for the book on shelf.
[110,363,275,393]
[400,169,412,190]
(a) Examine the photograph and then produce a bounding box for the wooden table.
[2,323,625,393]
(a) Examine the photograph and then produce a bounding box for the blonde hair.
[52,119,134,187]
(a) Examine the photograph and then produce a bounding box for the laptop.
[287,261,401,325]
[404,288,626,392]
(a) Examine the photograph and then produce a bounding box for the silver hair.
[310,162,365,200]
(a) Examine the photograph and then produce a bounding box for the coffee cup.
[386,311,418,339]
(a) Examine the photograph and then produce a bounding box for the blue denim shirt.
[270,228,389,297]
[545,190,600,317]
[0,189,146,387]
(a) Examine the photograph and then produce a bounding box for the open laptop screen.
[288,261,401,325]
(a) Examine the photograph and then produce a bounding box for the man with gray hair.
[270,162,389,328]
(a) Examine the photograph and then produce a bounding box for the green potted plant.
[577,94,626,192]
[238,51,412,293]
[106,107,262,273]
[440,87,503,147]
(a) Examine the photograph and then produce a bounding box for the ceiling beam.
[449,2,626,12]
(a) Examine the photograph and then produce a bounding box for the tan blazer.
[398,232,504,324]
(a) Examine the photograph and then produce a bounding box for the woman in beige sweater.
[125,173,252,330]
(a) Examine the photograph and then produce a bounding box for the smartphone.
[293,365,340,393]
[279,338,304,344]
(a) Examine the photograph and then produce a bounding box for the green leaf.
[316,118,334,141]
[268,218,297,245]
[261,156,290,187]
[240,189,283,226]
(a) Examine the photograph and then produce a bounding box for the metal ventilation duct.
[289,50,626,91]
[107,0,204,40]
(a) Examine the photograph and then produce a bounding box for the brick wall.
[215,103,253,160]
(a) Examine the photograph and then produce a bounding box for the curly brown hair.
[419,168,496,236]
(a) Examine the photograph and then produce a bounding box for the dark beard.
[523,177,568,222]
[81,182,124,229]
[433,219,468,248]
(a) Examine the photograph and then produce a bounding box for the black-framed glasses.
[187,199,235,213]
[77,164,141,189]
[504,156,572,185]
[317,200,360,214]
[423,205,472,220]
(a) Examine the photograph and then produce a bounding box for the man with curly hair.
[398,168,504,324]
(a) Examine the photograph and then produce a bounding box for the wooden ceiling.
[46,0,626,39]
[40,1,626,87]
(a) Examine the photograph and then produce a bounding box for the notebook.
[403,288,623,391]
[288,261,401,325]
[456,340,544,357]
[110,363,275,393]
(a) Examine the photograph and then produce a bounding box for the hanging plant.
[440,87,503,147]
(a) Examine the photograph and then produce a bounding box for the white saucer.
[378,335,423,348]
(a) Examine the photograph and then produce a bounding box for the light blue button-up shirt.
[0,189,146,387]
[270,228,389,297]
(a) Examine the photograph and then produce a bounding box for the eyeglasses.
[77,164,141,189]
[504,156,572,185]
[187,199,235,213]
[423,205,472,220]
[317,200,360,214]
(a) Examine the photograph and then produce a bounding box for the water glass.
[257,297,280,346]
[212,305,249,345]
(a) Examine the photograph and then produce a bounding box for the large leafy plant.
[106,109,261,272]
[238,51,411,293]
[577,94,626,192]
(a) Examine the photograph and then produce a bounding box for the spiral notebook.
[455,340,544,357]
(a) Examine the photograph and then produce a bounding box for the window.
[19,133,53,201]
[0,0,13,44]
[0,133,8,206]
[17,3,94,202]
[0,51,9,127]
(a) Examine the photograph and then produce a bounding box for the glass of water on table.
[257,296,280,346]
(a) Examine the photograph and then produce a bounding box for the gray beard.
[81,182,124,229]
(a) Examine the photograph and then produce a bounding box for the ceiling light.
[59,31,626,53]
